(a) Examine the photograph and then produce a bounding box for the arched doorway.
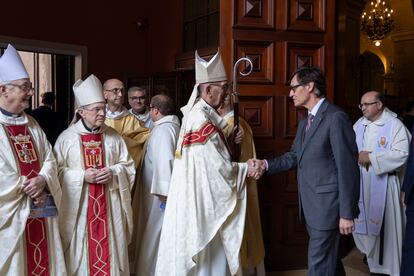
[358,51,385,98]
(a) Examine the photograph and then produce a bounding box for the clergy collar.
[131,106,148,116]
[0,108,28,125]
[362,107,396,126]
[106,104,123,116]
[0,106,22,118]
[81,119,100,133]
[106,105,129,119]
[154,114,180,127]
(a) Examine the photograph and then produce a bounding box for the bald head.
[103,78,124,110]
[103,78,123,91]
[360,91,384,122]
[363,91,383,102]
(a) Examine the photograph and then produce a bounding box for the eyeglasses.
[82,107,106,114]
[105,87,124,94]
[289,82,309,92]
[129,96,146,101]
[358,101,378,109]
[5,82,34,92]
[209,83,229,92]
[149,105,157,110]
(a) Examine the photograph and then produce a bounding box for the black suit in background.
[401,132,414,276]
[402,114,414,134]
[266,100,360,276]
[28,106,65,146]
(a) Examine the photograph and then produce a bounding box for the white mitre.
[195,50,227,84]
[73,74,105,107]
[0,44,29,83]
[181,50,227,117]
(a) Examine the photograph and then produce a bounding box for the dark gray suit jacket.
[402,135,414,204]
[267,100,360,230]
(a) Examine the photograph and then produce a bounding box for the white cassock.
[133,115,180,275]
[353,108,411,276]
[155,99,248,276]
[54,120,135,275]
[0,111,66,275]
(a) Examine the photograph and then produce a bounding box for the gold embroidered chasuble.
[54,120,135,275]
[222,113,266,268]
[0,112,66,276]
[104,106,150,168]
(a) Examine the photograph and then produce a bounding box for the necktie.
[305,114,314,133]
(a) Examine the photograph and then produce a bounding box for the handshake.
[246,159,266,180]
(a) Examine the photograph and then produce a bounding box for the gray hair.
[128,86,146,96]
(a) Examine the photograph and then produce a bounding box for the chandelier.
[361,0,394,46]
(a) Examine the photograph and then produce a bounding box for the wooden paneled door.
[220,0,336,271]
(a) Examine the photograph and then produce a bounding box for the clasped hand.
[22,175,48,207]
[358,151,371,171]
[84,167,113,184]
[22,174,46,198]
[247,158,266,180]
[229,125,244,145]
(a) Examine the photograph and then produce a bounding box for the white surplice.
[353,108,411,276]
[0,111,66,275]
[133,115,180,275]
[155,99,248,276]
[54,120,135,275]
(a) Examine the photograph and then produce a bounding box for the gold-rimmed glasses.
[209,83,229,92]
[5,82,34,92]
[105,87,124,94]
[358,101,378,109]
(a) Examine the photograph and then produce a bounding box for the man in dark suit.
[402,101,414,133]
[28,91,65,145]
[252,67,360,276]
[401,128,414,276]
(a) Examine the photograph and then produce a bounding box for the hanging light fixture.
[361,0,394,46]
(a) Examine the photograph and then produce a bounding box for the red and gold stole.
[5,124,50,276]
[182,122,230,153]
[81,133,111,275]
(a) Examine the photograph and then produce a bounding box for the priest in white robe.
[0,44,66,275]
[54,74,136,275]
[155,50,258,276]
[353,91,411,276]
[132,94,180,275]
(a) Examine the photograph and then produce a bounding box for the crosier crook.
[232,57,253,161]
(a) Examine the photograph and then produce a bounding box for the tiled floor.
[266,248,370,276]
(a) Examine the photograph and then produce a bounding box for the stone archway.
[358,51,385,98]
